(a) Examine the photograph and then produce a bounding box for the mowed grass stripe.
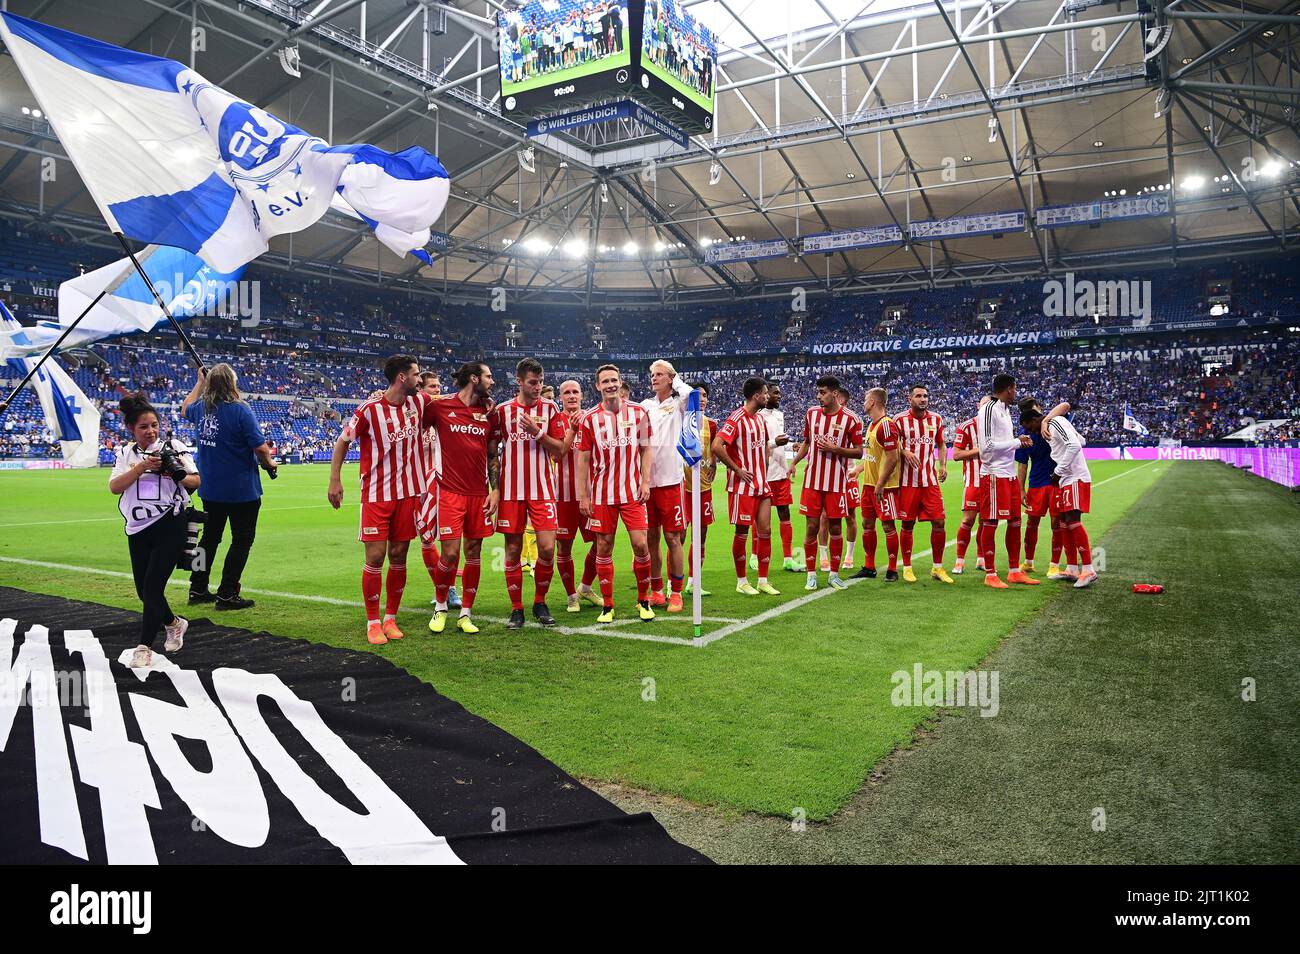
[0,460,1162,817]
[604,462,1300,862]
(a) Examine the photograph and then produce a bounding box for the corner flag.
[677,389,703,466]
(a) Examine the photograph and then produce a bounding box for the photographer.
[109,393,200,669]
[181,364,278,610]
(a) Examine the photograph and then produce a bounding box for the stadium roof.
[0,0,1296,307]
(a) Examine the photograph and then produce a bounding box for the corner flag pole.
[691,390,703,643]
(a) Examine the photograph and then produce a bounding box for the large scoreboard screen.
[496,0,716,138]
[636,0,716,133]
[497,0,634,118]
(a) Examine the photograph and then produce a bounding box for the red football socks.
[362,563,382,623]
[383,563,406,617]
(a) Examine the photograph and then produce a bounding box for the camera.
[144,441,189,482]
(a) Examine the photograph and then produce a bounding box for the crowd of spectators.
[3,222,1299,459]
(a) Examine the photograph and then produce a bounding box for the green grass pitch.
[2,458,1172,821]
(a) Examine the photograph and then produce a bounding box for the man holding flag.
[1123,404,1150,438]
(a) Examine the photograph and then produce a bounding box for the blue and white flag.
[1122,404,1150,437]
[1,301,101,467]
[676,388,703,467]
[0,245,245,359]
[0,13,450,271]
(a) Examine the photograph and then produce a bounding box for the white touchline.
[0,503,329,529]
[0,555,711,647]
[0,462,1162,650]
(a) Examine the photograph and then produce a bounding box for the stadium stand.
[2,227,1298,460]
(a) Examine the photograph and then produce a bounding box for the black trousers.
[127,513,186,649]
[190,497,262,598]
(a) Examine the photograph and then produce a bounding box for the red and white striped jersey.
[420,425,441,486]
[952,417,981,490]
[893,410,946,487]
[575,400,652,505]
[718,406,770,497]
[801,405,864,492]
[494,397,567,502]
[344,391,434,503]
[555,408,584,502]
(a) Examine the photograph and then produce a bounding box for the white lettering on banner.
[812,331,1048,355]
[64,630,161,865]
[0,621,87,859]
[1156,446,1220,461]
[212,667,463,864]
[553,84,575,96]
[126,652,270,849]
[0,621,462,864]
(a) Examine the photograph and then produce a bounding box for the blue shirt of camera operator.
[183,400,268,504]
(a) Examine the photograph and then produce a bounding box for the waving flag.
[1122,404,1150,437]
[0,13,449,271]
[0,245,245,360]
[2,301,101,467]
[676,388,703,466]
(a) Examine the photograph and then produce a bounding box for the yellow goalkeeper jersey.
[861,416,901,490]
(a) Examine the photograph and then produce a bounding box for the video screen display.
[638,0,716,131]
[497,0,632,115]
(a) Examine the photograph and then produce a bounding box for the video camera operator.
[109,393,200,669]
[181,363,278,610]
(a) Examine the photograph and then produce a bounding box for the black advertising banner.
[0,588,707,865]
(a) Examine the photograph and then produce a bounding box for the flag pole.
[113,232,206,371]
[0,288,109,414]
[691,389,703,644]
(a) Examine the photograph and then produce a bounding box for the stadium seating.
[2,225,1298,458]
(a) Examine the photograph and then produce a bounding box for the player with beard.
[329,354,439,645]
[493,358,569,629]
[554,378,598,612]
[894,384,954,584]
[713,377,780,596]
[757,383,795,572]
[426,361,502,634]
[576,364,656,622]
[791,376,863,591]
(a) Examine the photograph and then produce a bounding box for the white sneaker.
[163,616,188,653]
[129,645,153,668]
[804,573,818,591]
[1073,569,1098,588]
[952,561,964,575]
[828,574,848,590]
